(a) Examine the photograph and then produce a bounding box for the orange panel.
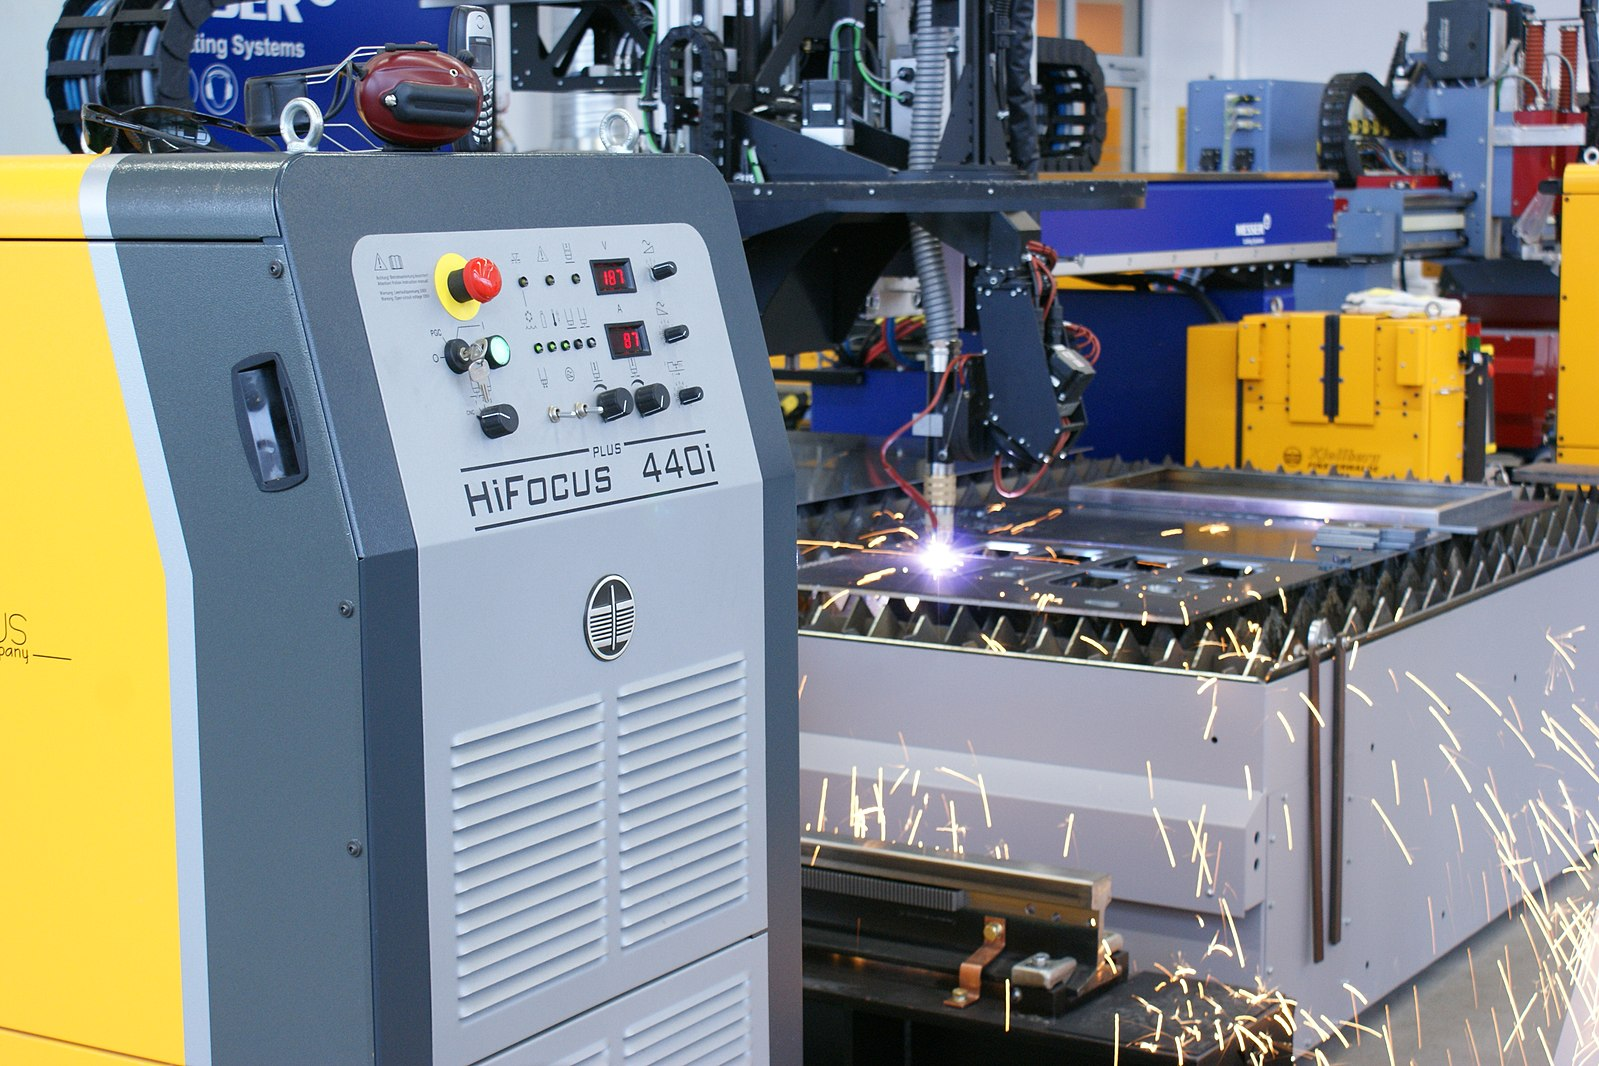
[1036,0,1060,36]
[1076,2,1126,54]
[1096,87,1129,173]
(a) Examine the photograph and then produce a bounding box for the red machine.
[1485,330,1559,452]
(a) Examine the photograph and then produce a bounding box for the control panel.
[350,222,754,541]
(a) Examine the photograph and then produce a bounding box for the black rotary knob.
[478,404,519,439]
[633,383,671,416]
[595,387,634,422]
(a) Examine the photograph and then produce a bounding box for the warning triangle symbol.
[536,247,549,262]
[374,253,388,271]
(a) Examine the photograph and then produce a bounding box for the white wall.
[1,3,78,154]
[1143,0,1586,171]
[1144,0,1230,173]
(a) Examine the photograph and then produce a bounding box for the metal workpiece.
[799,538,1340,630]
[798,448,1594,680]
[804,835,1110,917]
[799,833,1151,1055]
[1066,466,1517,530]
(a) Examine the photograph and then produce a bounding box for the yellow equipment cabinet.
[1187,312,1487,481]
[1559,164,1599,464]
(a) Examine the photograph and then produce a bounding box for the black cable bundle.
[1583,0,1599,150]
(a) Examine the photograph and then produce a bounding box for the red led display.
[590,258,637,295]
[605,321,651,359]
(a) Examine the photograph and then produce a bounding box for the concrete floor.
[1315,869,1597,1064]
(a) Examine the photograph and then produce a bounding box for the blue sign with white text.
[187,0,453,149]
[1040,180,1336,260]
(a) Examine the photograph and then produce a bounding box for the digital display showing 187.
[605,321,651,359]
[590,258,637,295]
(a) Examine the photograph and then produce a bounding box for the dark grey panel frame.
[112,237,376,1064]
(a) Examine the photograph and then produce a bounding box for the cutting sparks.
[917,537,965,575]
[1372,798,1414,865]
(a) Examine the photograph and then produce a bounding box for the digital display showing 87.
[605,321,651,359]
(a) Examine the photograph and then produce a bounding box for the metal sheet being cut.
[1066,466,1515,530]
[797,536,1337,626]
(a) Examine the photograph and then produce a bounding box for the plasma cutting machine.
[0,151,796,1065]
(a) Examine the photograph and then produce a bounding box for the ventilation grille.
[622,973,752,1064]
[552,1046,610,1066]
[451,697,607,1019]
[617,655,749,948]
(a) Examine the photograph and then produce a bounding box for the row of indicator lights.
[518,273,584,288]
[505,263,680,294]
[446,258,679,310]
[443,336,701,403]
[449,330,681,364]
[445,336,594,370]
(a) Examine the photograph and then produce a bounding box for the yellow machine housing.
[1187,311,1473,480]
[1559,165,1599,465]
[0,155,191,1066]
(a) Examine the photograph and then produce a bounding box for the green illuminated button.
[486,335,511,368]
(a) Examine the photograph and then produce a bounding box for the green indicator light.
[487,335,512,368]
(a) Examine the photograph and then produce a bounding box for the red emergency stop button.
[448,257,502,305]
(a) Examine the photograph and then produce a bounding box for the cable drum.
[46,0,247,152]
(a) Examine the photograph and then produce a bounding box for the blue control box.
[1185,79,1325,174]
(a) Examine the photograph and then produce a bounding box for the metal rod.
[1307,643,1326,963]
[801,834,1110,913]
[1328,635,1348,945]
